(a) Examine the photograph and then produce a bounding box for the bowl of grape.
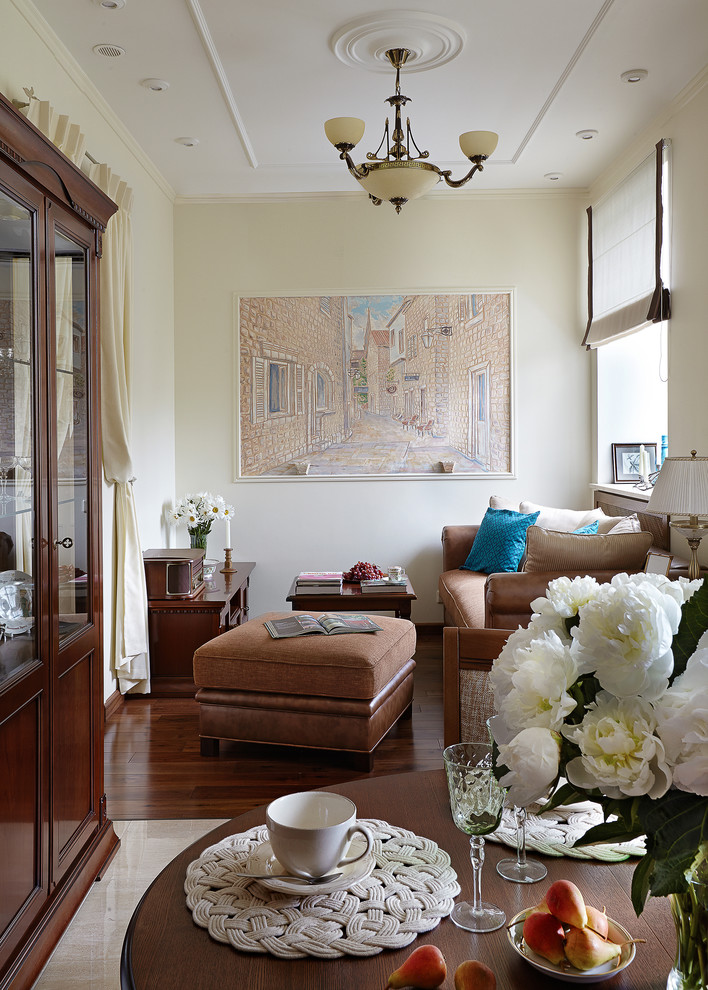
[343,561,384,583]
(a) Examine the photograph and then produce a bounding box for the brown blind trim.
[582,205,593,349]
[647,138,671,323]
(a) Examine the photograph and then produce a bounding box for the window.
[584,140,670,348]
[316,370,329,411]
[398,329,404,352]
[320,297,331,315]
[269,362,289,413]
[406,335,417,359]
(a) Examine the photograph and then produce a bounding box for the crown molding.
[11,0,175,202]
[174,187,586,207]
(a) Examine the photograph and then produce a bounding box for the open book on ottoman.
[264,613,382,639]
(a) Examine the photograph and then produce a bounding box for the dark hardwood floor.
[104,628,443,820]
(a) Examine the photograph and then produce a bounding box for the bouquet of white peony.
[489,571,708,914]
[168,492,234,548]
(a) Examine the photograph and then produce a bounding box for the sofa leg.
[200,737,219,757]
[349,750,374,772]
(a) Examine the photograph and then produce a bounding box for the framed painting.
[611,442,657,484]
[235,291,513,479]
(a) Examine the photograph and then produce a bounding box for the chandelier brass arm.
[325,47,498,213]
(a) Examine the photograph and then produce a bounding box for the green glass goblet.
[443,742,507,932]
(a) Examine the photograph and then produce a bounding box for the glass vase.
[189,529,208,552]
[667,874,708,990]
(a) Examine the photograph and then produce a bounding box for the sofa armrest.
[484,569,622,629]
[443,627,512,749]
[441,525,480,572]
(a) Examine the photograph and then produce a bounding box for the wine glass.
[496,803,548,883]
[443,742,507,932]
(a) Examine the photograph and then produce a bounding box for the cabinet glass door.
[0,189,36,684]
[53,229,90,644]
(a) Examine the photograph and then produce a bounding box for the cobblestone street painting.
[237,292,512,478]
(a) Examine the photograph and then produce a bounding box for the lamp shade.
[647,453,708,515]
[324,117,365,148]
[357,161,440,204]
[459,130,499,160]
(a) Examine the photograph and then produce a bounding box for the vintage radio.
[143,549,205,600]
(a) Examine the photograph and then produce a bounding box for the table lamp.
[647,450,708,580]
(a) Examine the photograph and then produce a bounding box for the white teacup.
[266,791,373,879]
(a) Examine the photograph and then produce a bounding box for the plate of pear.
[507,879,640,983]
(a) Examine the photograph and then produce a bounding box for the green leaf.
[544,782,585,812]
[631,851,655,915]
[638,792,708,898]
[574,818,645,847]
[672,578,708,680]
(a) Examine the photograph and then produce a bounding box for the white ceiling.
[31,0,708,198]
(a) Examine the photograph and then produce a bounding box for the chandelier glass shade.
[325,48,498,213]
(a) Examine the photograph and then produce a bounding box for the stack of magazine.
[360,576,408,593]
[295,571,343,594]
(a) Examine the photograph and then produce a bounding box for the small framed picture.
[644,549,673,576]
[611,443,658,484]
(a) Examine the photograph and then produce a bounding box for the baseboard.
[104,689,124,723]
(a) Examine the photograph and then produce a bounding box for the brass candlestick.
[221,548,237,574]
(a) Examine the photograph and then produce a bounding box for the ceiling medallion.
[325,46,497,214]
[330,11,466,73]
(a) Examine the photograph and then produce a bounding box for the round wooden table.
[121,770,675,989]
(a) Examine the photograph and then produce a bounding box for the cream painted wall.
[1,0,177,698]
[174,193,588,622]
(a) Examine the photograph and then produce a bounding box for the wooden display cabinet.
[145,563,255,696]
[0,92,118,990]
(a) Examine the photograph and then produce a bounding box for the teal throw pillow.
[574,521,599,534]
[461,508,540,574]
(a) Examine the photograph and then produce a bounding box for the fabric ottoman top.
[193,611,416,701]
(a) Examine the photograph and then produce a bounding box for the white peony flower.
[490,616,569,703]
[611,571,703,608]
[497,727,562,807]
[497,631,577,734]
[531,575,601,620]
[562,691,672,799]
[570,581,678,700]
[656,648,708,796]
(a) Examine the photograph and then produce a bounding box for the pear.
[386,945,447,989]
[522,910,566,966]
[454,959,496,990]
[586,904,609,939]
[545,879,589,929]
[564,925,622,971]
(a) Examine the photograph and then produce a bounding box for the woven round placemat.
[184,818,460,959]
[489,801,645,861]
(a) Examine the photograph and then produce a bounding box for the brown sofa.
[439,522,686,630]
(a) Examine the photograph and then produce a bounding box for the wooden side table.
[145,562,255,696]
[286,577,416,620]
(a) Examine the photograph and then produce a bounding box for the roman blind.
[583,139,670,349]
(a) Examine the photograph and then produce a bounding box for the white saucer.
[244,833,375,894]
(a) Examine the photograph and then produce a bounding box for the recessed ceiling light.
[92,42,125,57]
[576,129,598,141]
[93,0,126,7]
[175,137,200,147]
[141,78,170,92]
[544,172,563,181]
[621,68,648,84]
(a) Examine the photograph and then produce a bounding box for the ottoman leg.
[200,737,219,757]
[349,751,375,772]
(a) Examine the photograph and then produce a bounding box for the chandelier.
[325,48,498,214]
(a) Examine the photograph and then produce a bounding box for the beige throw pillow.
[522,527,653,572]
[489,495,520,511]
[519,500,604,532]
[607,513,642,534]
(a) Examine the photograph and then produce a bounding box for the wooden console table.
[146,563,255,696]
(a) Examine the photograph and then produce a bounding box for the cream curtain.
[89,163,150,694]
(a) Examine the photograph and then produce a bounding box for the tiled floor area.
[31,819,227,990]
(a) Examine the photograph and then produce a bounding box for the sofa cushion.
[461,507,540,574]
[439,569,488,628]
[519,500,605,532]
[607,512,641,534]
[522,527,653,572]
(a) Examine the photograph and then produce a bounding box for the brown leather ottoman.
[193,611,416,771]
